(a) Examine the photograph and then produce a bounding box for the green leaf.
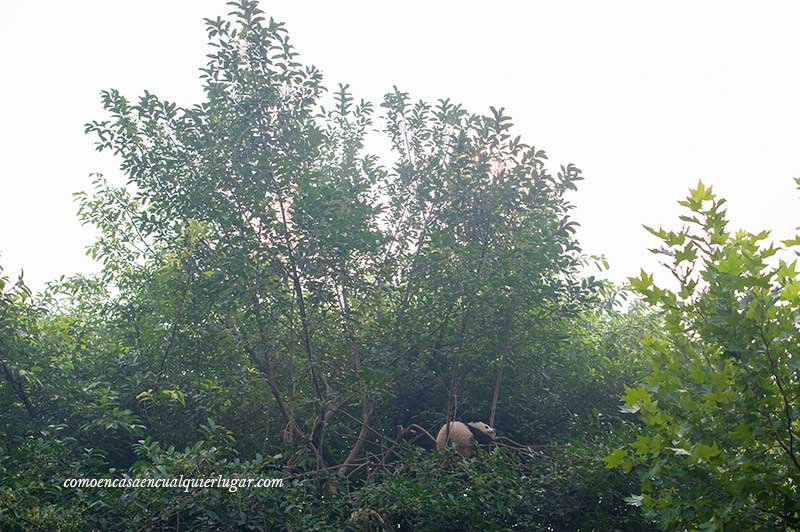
[693,442,721,462]
[622,385,651,407]
[604,448,628,469]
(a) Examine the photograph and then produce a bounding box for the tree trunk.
[338,285,372,477]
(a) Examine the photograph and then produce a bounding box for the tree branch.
[0,356,36,418]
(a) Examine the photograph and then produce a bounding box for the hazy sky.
[2,1,799,291]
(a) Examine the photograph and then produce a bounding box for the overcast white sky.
[2,1,799,291]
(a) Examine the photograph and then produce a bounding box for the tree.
[608,180,800,530]
[80,0,596,470]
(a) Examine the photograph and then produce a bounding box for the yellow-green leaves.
[689,180,714,202]
[781,280,800,303]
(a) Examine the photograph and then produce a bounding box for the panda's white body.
[435,421,496,457]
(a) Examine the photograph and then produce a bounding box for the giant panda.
[435,421,497,457]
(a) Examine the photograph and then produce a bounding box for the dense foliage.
[607,181,800,531]
[1,2,797,530]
